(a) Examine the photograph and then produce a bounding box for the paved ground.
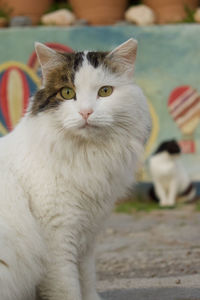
[96,205,200,300]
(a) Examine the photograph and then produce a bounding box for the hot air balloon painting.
[168,85,200,153]
[28,42,73,80]
[0,62,40,136]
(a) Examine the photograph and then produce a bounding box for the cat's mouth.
[80,121,98,129]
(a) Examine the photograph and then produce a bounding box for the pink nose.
[79,109,93,120]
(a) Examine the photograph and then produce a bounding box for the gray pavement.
[96,206,200,300]
[101,287,200,300]
[99,275,200,299]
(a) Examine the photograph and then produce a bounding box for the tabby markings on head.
[31,51,110,115]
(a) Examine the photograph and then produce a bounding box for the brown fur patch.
[31,51,84,114]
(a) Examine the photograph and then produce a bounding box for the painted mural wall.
[0,25,200,181]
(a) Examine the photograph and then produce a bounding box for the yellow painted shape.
[0,123,8,135]
[0,61,40,87]
[8,69,24,128]
[181,115,200,136]
[137,100,159,181]
[145,100,159,157]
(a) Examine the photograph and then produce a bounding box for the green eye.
[60,87,76,100]
[98,86,113,97]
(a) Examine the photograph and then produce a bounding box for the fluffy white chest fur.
[0,39,151,300]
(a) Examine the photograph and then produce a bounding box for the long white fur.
[0,39,151,300]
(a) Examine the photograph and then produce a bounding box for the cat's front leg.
[39,257,82,300]
[80,245,102,300]
[39,230,82,300]
[167,179,177,206]
[154,180,168,207]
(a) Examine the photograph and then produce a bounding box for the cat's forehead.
[61,50,108,72]
[46,50,113,89]
[74,51,114,87]
[43,49,124,95]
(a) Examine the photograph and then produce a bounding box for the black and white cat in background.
[149,139,196,207]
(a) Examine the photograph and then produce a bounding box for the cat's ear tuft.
[107,39,138,76]
[35,42,57,67]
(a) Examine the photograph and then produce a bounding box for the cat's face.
[31,39,150,143]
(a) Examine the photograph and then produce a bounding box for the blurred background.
[0,0,200,210]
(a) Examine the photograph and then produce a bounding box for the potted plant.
[6,0,53,25]
[69,0,128,25]
[143,0,198,23]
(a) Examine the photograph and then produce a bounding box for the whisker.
[63,119,82,129]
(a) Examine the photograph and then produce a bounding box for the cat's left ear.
[107,39,138,76]
[35,42,61,82]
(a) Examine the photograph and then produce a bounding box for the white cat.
[149,139,196,207]
[0,39,151,300]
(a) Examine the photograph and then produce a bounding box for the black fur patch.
[73,52,84,71]
[149,185,159,202]
[179,183,194,197]
[154,139,181,155]
[86,52,107,68]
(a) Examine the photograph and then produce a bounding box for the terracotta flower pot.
[70,0,128,25]
[143,0,198,23]
[6,0,53,25]
[0,17,8,27]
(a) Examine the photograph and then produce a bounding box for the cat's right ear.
[35,42,59,81]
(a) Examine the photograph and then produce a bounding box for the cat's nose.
[79,109,93,120]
